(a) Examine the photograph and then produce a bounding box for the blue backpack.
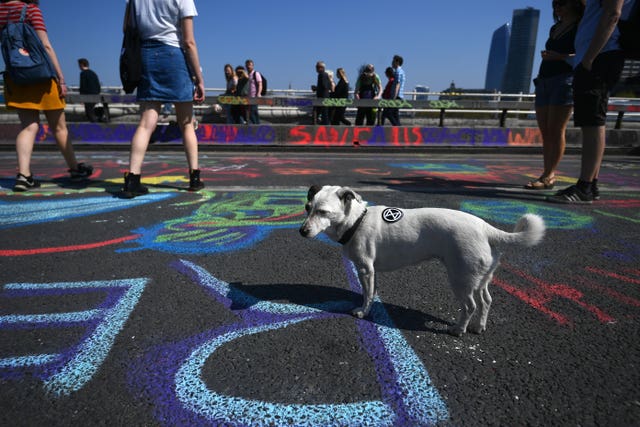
[1,5,56,85]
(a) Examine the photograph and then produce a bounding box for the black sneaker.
[13,173,41,192]
[69,163,94,181]
[546,185,593,204]
[188,169,204,192]
[592,179,600,201]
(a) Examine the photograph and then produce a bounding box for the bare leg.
[579,126,606,182]
[543,105,572,177]
[174,102,199,171]
[43,109,77,170]
[15,109,40,176]
[129,102,161,174]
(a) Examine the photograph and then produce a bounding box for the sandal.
[524,175,555,190]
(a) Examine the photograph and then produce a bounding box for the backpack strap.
[19,5,27,23]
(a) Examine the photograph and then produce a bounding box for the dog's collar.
[338,209,367,245]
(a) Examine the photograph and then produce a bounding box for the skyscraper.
[501,7,540,94]
[485,23,511,91]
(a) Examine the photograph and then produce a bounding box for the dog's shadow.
[229,282,453,334]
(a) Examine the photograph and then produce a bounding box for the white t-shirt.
[126,0,198,47]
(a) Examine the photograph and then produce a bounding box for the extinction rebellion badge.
[382,207,403,223]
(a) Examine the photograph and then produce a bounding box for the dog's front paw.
[447,325,465,337]
[467,324,486,335]
[351,308,366,319]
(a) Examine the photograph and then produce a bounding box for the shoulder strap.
[127,0,137,28]
[20,5,27,23]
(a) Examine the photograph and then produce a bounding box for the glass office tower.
[501,7,539,94]
[485,23,511,92]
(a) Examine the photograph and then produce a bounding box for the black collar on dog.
[338,209,368,245]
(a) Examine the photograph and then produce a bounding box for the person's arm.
[181,17,205,103]
[374,75,383,99]
[35,29,66,96]
[256,73,263,97]
[581,0,624,70]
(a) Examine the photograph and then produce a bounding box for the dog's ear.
[337,187,361,204]
[307,185,322,201]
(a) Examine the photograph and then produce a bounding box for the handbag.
[119,0,141,94]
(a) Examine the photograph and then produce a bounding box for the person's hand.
[193,82,205,104]
[580,60,593,72]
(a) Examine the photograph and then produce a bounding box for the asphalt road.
[1,149,639,426]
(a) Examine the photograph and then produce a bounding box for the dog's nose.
[299,226,309,237]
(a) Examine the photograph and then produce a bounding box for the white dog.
[299,185,545,336]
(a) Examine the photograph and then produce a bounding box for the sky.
[39,1,555,94]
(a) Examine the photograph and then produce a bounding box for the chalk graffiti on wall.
[129,258,449,426]
[34,123,544,147]
[0,278,148,396]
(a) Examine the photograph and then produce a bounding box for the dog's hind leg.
[469,252,500,334]
[352,265,376,319]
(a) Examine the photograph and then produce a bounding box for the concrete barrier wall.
[0,123,638,149]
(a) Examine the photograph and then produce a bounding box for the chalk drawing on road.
[0,194,175,229]
[129,259,448,426]
[0,278,148,396]
[496,264,640,326]
[459,200,594,230]
[118,191,307,255]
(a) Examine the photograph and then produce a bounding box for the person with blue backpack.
[0,0,93,192]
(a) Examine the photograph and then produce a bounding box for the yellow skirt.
[3,75,66,110]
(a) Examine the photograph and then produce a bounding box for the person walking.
[331,68,351,126]
[547,0,629,203]
[311,61,331,125]
[78,57,105,122]
[222,63,237,124]
[0,0,93,192]
[525,0,585,190]
[380,67,396,125]
[354,64,382,126]
[121,0,205,198]
[233,65,249,124]
[245,59,262,124]
[389,54,405,126]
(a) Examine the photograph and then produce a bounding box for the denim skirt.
[137,41,194,102]
[534,72,573,107]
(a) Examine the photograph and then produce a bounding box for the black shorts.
[572,50,625,127]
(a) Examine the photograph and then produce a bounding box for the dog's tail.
[488,214,545,247]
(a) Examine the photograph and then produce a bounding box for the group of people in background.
[1,0,632,205]
[528,0,630,204]
[222,59,264,125]
[311,55,406,126]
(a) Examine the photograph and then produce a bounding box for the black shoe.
[13,173,40,192]
[188,169,204,192]
[69,163,94,181]
[546,185,593,204]
[592,179,600,201]
[121,172,149,198]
